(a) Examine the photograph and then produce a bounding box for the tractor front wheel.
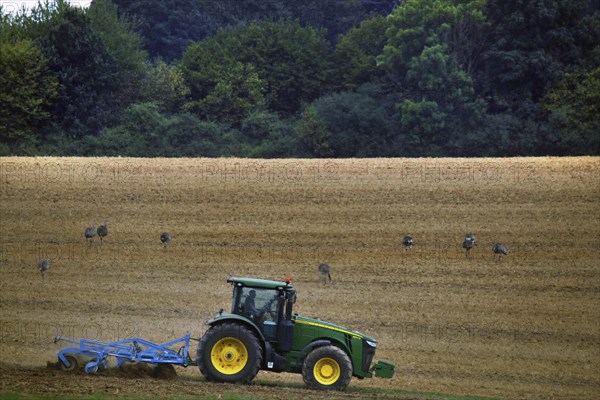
[197,323,262,384]
[302,345,352,391]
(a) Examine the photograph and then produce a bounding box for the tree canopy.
[1,0,598,157]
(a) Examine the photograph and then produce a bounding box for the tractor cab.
[228,277,296,352]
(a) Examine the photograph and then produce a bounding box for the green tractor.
[197,277,394,391]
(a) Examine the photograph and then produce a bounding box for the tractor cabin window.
[234,287,279,323]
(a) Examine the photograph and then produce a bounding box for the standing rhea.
[463,233,476,258]
[318,263,333,284]
[492,243,510,259]
[38,259,49,280]
[97,219,109,245]
[160,232,171,248]
[401,234,414,254]
[84,223,96,244]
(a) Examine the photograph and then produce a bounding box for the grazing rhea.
[84,223,96,243]
[401,234,414,254]
[160,232,171,248]
[38,259,49,279]
[318,263,333,284]
[492,243,510,258]
[97,219,108,245]
[463,233,476,258]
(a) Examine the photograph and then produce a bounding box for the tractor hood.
[294,315,377,345]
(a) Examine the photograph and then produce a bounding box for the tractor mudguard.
[297,339,331,365]
[205,313,266,343]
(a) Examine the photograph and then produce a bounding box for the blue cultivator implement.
[54,333,195,373]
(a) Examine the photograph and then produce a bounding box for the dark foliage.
[112,0,399,61]
[1,0,598,157]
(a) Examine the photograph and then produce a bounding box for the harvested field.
[1,157,599,399]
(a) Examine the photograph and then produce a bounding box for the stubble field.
[0,157,598,400]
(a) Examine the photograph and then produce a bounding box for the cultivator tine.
[54,333,192,373]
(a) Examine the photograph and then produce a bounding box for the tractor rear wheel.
[197,323,262,384]
[302,345,352,391]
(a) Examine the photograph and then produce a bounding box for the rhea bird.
[318,263,333,284]
[402,235,414,254]
[492,243,510,258]
[462,233,476,258]
[38,259,49,279]
[84,223,96,243]
[160,232,171,248]
[97,219,109,245]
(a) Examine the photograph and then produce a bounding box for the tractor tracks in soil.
[0,362,423,400]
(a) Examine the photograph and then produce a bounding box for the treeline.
[1,0,598,157]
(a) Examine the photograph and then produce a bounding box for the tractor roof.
[228,277,294,290]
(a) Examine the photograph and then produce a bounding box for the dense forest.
[1,0,599,157]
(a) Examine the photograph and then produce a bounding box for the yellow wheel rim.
[211,337,248,375]
[313,357,341,385]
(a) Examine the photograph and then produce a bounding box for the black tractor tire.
[302,345,353,391]
[197,323,263,384]
[59,354,79,371]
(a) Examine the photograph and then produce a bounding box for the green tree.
[472,0,600,156]
[379,1,485,155]
[199,62,265,124]
[239,110,302,158]
[398,99,446,155]
[112,0,217,61]
[142,60,191,113]
[406,44,483,128]
[0,39,58,145]
[309,84,396,157]
[482,0,600,106]
[295,105,333,157]
[81,102,239,157]
[180,20,329,119]
[379,0,489,81]
[87,0,147,106]
[447,0,489,75]
[379,0,462,81]
[541,67,600,154]
[180,37,265,125]
[29,2,120,137]
[88,102,164,156]
[223,20,330,115]
[111,0,398,61]
[330,15,388,91]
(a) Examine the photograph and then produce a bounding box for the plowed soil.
[1,157,599,399]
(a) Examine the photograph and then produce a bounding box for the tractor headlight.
[365,340,377,348]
